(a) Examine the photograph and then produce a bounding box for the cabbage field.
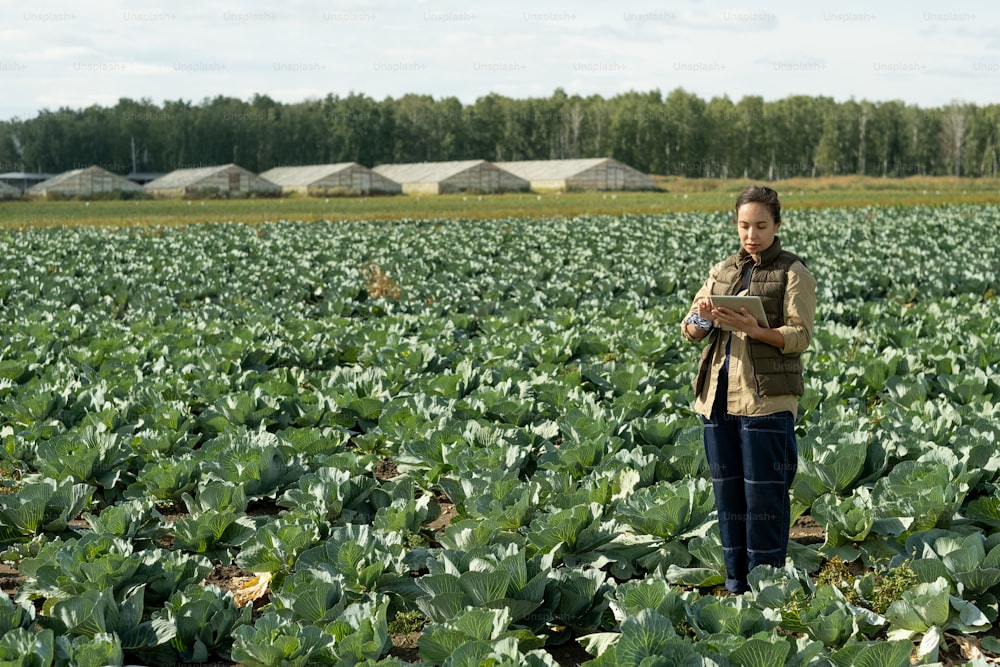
[1,204,999,666]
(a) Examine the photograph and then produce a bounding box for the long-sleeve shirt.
[682,254,816,419]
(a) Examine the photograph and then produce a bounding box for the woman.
[681,185,816,594]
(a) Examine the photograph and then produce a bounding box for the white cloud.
[1,0,999,120]
[36,46,95,61]
[672,8,780,32]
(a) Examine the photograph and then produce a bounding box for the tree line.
[0,88,997,179]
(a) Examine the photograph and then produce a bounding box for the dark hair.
[734,185,781,225]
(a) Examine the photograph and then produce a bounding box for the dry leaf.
[232,571,272,608]
[945,632,1000,664]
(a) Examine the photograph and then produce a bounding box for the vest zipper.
[747,338,762,401]
[744,263,763,401]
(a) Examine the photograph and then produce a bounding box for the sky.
[0,0,997,121]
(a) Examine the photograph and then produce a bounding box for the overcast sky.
[1,0,996,121]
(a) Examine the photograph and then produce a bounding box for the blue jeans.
[703,373,797,593]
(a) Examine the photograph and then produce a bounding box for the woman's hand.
[681,297,717,340]
[696,297,715,322]
[710,305,758,334]
[711,305,785,348]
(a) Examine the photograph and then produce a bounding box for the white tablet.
[710,295,768,330]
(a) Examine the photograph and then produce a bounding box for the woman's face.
[736,202,779,259]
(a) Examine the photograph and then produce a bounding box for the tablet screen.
[710,295,767,330]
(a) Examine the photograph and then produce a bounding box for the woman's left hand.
[712,306,786,348]
[710,306,760,335]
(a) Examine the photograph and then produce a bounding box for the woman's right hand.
[696,297,714,322]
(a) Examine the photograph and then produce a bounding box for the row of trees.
[1,88,997,179]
